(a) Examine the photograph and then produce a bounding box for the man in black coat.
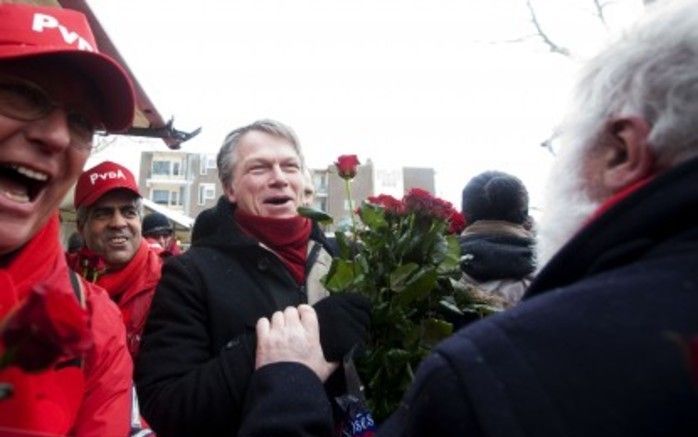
[134,119,370,436]
[237,2,698,436]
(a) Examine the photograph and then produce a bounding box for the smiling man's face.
[79,190,142,270]
[0,60,99,257]
[224,130,304,219]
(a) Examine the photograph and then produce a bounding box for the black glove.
[313,293,371,362]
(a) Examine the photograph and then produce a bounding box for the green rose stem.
[344,178,360,280]
[344,178,359,240]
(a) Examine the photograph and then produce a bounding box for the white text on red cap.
[32,13,95,52]
[90,169,126,185]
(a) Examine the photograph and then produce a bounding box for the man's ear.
[223,184,236,203]
[600,116,655,192]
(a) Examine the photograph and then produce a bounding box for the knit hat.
[142,212,173,236]
[461,171,529,224]
[0,3,134,131]
[74,161,140,208]
[67,232,84,253]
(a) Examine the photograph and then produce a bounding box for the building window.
[153,159,183,177]
[200,154,217,175]
[198,183,216,205]
[206,155,217,169]
[313,172,328,192]
[152,189,170,205]
[152,160,170,176]
[312,198,327,212]
[152,189,183,207]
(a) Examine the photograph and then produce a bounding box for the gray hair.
[558,0,698,168]
[76,196,143,227]
[217,119,305,189]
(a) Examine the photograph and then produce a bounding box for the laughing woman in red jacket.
[0,4,137,435]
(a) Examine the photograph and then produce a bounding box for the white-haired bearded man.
[235,1,698,436]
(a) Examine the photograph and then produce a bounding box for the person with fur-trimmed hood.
[459,170,535,308]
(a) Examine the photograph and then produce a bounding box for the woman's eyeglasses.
[0,75,104,151]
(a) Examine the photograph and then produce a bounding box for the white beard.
[536,145,600,271]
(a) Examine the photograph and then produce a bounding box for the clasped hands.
[255,305,338,382]
[255,294,371,382]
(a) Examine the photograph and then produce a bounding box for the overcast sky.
[87,0,646,211]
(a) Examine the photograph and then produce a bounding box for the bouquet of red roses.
[314,155,497,421]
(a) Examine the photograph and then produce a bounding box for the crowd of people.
[0,0,696,436]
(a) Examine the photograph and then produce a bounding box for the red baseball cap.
[74,161,141,208]
[0,4,135,131]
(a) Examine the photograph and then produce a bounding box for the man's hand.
[255,305,338,382]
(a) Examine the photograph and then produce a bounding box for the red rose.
[77,247,106,282]
[1,285,93,372]
[403,188,451,220]
[447,210,467,235]
[367,194,405,216]
[336,155,361,180]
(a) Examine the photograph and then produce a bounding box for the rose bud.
[336,155,361,180]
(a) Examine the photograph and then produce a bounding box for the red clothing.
[0,216,132,436]
[95,240,162,357]
[145,237,167,257]
[234,209,311,285]
[144,236,181,258]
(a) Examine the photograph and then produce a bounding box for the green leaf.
[359,202,388,229]
[394,268,438,306]
[324,259,358,292]
[389,263,419,290]
[439,298,464,316]
[421,318,453,347]
[385,348,411,370]
[296,206,333,224]
[334,231,351,259]
[437,235,461,273]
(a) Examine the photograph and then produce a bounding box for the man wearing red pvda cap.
[0,3,137,436]
[71,161,163,359]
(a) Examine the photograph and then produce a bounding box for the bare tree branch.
[493,34,538,44]
[93,134,118,154]
[592,0,610,29]
[525,0,571,57]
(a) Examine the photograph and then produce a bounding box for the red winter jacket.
[0,216,133,436]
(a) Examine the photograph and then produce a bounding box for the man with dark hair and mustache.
[236,1,698,436]
[73,161,163,359]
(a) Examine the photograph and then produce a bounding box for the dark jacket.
[459,220,535,307]
[238,156,698,437]
[135,197,334,437]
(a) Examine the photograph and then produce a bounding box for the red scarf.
[0,215,86,434]
[234,209,312,285]
[585,175,655,225]
[96,240,153,301]
[0,215,69,318]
